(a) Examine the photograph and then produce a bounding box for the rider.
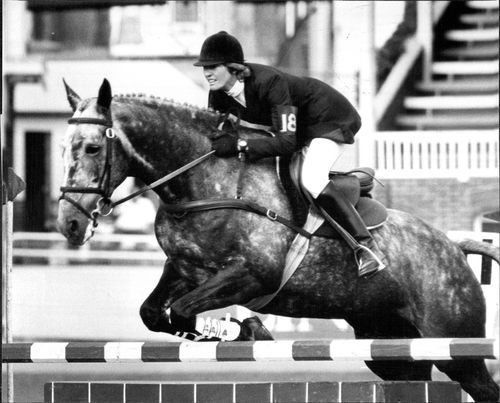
[194,31,386,277]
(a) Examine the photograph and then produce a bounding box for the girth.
[164,198,312,239]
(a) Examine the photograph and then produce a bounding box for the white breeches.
[301,138,347,199]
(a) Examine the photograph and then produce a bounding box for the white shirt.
[225,79,246,108]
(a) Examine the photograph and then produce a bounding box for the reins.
[110,150,216,208]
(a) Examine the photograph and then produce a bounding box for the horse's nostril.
[69,220,79,233]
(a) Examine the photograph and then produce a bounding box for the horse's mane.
[112,94,221,136]
[79,93,222,138]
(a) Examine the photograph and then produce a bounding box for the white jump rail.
[2,338,498,363]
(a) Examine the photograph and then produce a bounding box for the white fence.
[375,130,499,179]
[13,232,164,265]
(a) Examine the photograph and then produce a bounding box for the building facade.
[2,0,498,234]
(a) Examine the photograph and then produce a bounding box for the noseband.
[59,116,116,232]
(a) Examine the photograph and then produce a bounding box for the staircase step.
[404,94,499,109]
[432,60,499,75]
[445,27,499,42]
[396,112,499,130]
[460,12,499,26]
[441,43,499,59]
[415,77,499,94]
[467,0,499,10]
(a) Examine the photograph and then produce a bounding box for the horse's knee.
[140,301,166,332]
[170,309,196,332]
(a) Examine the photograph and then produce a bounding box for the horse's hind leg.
[434,359,499,402]
[365,361,433,381]
[236,316,274,341]
[351,313,433,381]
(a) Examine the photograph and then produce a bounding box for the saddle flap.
[330,167,375,196]
[355,197,388,229]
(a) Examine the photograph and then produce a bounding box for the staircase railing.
[375,1,451,125]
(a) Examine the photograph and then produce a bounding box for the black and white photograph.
[2,1,499,402]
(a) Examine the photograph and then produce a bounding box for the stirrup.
[195,313,241,341]
[354,243,386,277]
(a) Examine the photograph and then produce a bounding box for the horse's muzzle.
[57,201,92,245]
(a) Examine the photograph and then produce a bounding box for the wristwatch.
[237,139,249,153]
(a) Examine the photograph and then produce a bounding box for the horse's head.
[57,79,129,245]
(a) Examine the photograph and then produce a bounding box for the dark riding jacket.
[208,63,361,160]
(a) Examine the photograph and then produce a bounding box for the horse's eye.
[85,144,101,155]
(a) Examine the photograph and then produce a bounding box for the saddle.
[283,152,387,239]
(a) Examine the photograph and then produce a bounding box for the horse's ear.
[97,78,112,110]
[63,78,81,111]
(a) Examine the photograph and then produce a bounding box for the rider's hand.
[211,134,238,158]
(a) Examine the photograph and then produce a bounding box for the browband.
[68,117,112,127]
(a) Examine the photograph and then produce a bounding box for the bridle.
[59,115,216,238]
[59,116,116,234]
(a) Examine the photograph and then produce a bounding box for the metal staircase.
[396,0,499,130]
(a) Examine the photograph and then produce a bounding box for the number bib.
[274,105,298,136]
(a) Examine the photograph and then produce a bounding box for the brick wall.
[45,381,461,403]
[373,178,499,233]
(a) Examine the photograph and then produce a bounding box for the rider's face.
[203,64,236,91]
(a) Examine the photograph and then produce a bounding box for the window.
[109,2,205,57]
[174,1,198,23]
[30,9,111,53]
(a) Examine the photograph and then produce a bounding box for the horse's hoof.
[237,316,274,341]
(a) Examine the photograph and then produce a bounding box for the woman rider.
[194,31,386,278]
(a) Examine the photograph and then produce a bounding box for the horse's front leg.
[139,260,194,334]
[170,267,266,319]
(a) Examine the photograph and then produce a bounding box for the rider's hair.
[226,63,251,81]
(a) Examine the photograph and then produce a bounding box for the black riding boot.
[316,181,386,277]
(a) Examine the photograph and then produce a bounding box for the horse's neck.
[115,101,222,202]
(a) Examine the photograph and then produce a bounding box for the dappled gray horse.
[57,79,499,402]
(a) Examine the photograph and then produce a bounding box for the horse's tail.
[458,239,500,264]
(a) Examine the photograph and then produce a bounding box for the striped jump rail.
[44,380,462,403]
[3,338,498,363]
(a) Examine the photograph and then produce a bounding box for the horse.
[57,79,499,402]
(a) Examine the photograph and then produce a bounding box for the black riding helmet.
[194,31,244,67]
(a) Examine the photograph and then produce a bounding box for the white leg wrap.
[195,313,241,341]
